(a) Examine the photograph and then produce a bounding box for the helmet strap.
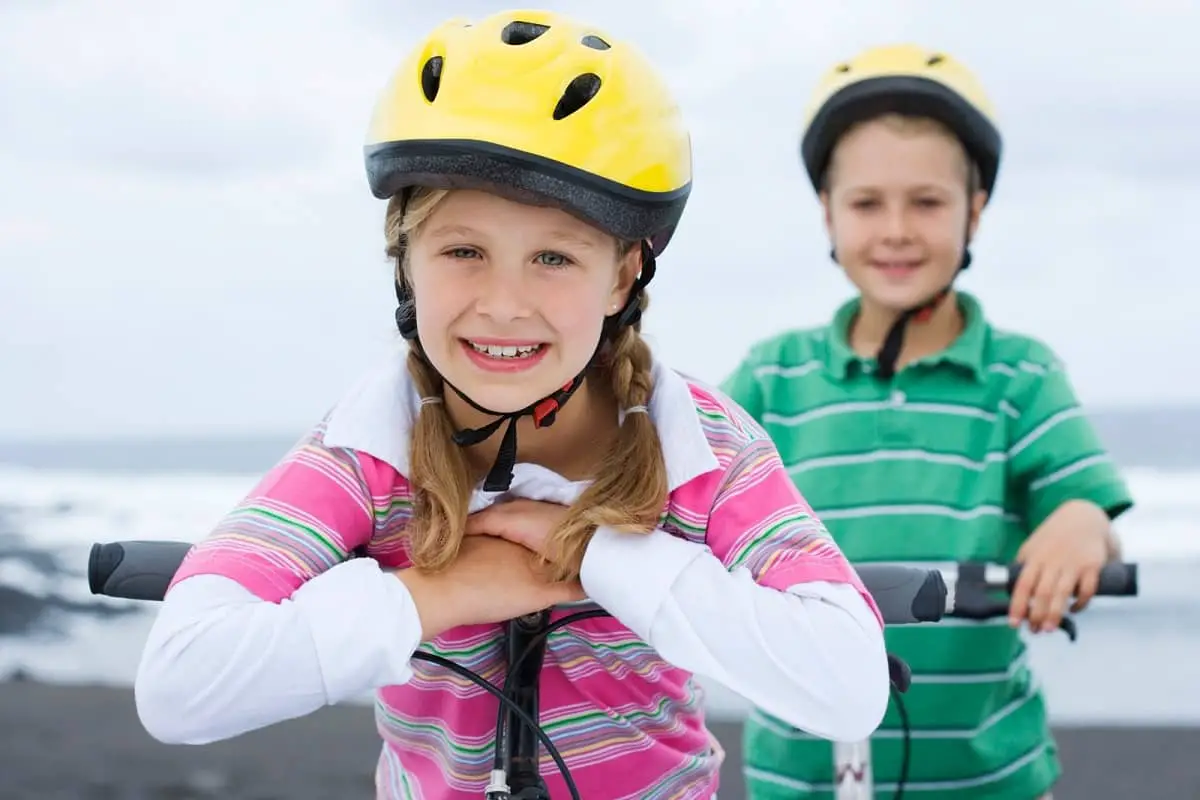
[874,213,974,380]
[394,239,657,491]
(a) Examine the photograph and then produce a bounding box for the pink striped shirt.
[168,358,879,799]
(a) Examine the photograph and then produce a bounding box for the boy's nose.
[880,208,915,244]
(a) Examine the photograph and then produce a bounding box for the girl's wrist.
[394,568,458,641]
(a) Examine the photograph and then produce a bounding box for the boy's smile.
[870,258,925,281]
[821,114,987,318]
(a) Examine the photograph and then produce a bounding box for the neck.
[850,291,965,367]
[444,375,618,481]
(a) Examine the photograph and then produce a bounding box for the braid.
[541,293,669,581]
[404,348,476,572]
[386,188,475,573]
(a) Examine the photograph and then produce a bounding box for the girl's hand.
[397,535,583,639]
[464,498,570,561]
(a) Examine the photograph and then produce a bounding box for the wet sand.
[1,680,1197,799]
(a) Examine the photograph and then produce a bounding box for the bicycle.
[85,539,1135,799]
[828,560,1138,800]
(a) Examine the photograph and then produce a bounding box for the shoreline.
[1,679,1196,799]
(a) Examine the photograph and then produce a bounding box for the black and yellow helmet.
[800,44,1002,200]
[363,9,692,254]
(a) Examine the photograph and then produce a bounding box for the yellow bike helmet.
[800,44,1002,200]
[361,10,693,493]
[364,9,692,255]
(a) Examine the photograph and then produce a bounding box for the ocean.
[1,406,1198,725]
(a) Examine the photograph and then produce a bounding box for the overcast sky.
[2,0,1198,439]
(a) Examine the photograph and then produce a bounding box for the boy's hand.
[1008,500,1111,633]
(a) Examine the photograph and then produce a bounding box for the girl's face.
[407,189,637,413]
[821,118,987,316]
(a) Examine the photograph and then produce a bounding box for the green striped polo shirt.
[721,291,1133,800]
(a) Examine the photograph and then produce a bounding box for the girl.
[133,11,889,800]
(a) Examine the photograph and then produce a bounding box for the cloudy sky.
[3,0,1198,439]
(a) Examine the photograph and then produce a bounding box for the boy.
[723,44,1132,799]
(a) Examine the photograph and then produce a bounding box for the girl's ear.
[608,243,642,311]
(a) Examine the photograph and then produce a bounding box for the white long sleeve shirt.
[136,532,886,745]
[133,350,890,796]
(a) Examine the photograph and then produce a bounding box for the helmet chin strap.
[394,240,656,492]
[872,246,971,380]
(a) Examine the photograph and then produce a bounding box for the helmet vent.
[553,73,601,120]
[502,21,550,45]
[835,63,851,73]
[581,34,610,50]
[926,54,945,66]
[420,56,443,102]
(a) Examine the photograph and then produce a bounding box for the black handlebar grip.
[87,541,194,601]
[856,565,948,624]
[1094,562,1138,596]
[1005,562,1139,597]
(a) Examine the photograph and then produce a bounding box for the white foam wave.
[0,464,1195,568]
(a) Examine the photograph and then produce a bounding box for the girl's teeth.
[469,342,541,359]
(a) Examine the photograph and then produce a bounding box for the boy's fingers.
[1008,561,1042,627]
[1072,567,1100,613]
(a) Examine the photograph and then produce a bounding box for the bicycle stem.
[502,611,553,798]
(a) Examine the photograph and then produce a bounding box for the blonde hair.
[825,112,983,194]
[385,187,669,581]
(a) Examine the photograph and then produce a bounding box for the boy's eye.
[448,247,480,259]
[852,198,880,210]
[536,251,572,268]
[915,197,943,208]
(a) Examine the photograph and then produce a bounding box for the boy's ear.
[819,190,835,238]
[967,189,988,240]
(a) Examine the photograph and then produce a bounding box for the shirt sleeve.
[1006,357,1135,532]
[579,528,890,742]
[170,420,390,600]
[134,421,422,745]
[707,435,882,624]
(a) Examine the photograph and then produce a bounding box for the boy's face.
[821,118,987,315]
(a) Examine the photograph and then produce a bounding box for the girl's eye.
[915,197,943,209]
[448,247,480,259]
[852,198,880,210]
[536,251,572,268]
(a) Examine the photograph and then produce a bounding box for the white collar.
[322,344,719,494]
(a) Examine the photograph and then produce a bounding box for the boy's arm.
[1007,357,1134,628]
[1007,358,1133,536]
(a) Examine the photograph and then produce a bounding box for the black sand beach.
[0,679,1196,800]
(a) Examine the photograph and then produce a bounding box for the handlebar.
[88,541,194,601]
[968,560,1138,597]
[87,541,952,623]
[87,540,1138,628]
[852,564,948,623]
[86,540,1139,799]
